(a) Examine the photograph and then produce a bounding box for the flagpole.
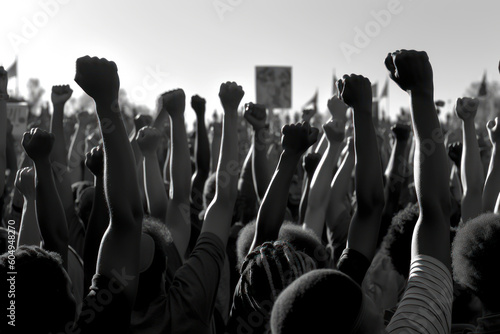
[15,56,19,98]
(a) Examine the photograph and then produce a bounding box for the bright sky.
[1,0,499,124]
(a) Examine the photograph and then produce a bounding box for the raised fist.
[303,152,322,177]
[0,66,7,94]
[337,74,372,111]
[323,119,345,143]
[391,123,411,142]
[74,56,120,103]
[244,102,267,130]
[447,142,462,167]
[455,97,479,121]
[160,89,185,118]
[191,95,206,116]
[51,85,73,106]
[85,145,104,177]
[22,128,55,162]
[281,122,319,155]
[219,81,244,112]
[301,108,316,123]
[327,96,348,122]
[15,167,35,200]
[384,50,433,94]
[134,114,152,131]
[77,110,92,126]
[136,126,162,154]
[487,117,500,145]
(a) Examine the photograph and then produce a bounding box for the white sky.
[1,0,499,124]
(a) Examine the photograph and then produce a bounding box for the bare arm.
[298,152,321,224]
[15,167,40,247]
[0,67,8,196]
[483,118,500,212]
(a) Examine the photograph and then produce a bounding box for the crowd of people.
[0,50,499,333]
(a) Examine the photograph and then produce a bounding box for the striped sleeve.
[386,255,453,334]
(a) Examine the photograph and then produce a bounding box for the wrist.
[410,87,434,100]
[281,150,303,160]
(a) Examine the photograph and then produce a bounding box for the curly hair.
[0,246,76,333]
[381,203,419,278]
[452,213,500,313]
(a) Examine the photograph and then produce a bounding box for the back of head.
[0,246,76,333]
[140,216,173,282]
[271,269,362,333]
[452,213,500,313]
[236,241,316,326]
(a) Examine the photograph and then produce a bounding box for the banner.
[256,66,292,109]
[7,102,29,138]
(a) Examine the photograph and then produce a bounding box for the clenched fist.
[323,119,345,143]
[15,167,35,200]
[301,108,316,123]
[455,97,479,121]
[191,95,206,116]
[337,74,372,111]
[136,126,162,154]
[384,50,433,94]
[51,85,73,106]
[391,123,411,142]
[487,117,500,145]
[74,56,119,103]
[303,152,322,178]
[22,128,55,162]
[244,102,267,130]
[447,142,462,168]
[281,122,319,155]
[327,96,348,122]
[85,145,104,177]
[219,81,244,112]
[161,89,186,118]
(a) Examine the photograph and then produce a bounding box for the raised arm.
[22,128,69,268]
[250,122,319,253]
[82,145,109,290]
[385,50,451,268]
[378,123,411,245]
[74,56,143,306]
[191,95,211,213]
[338,74,385,262]
[244,102,271,202]
[0,67,8,196]
[455,98,484,222]
[15,167,40,247]
[303,118,345,239]
[49,85,73,168]
[67,110,92,183]
[201,82,244,247]
[136,126,168,221]
[483,118,500,212]
[298,152,321,224]
[160,89,192,259]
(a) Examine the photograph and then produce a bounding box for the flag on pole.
[478,71,487,97]
[303,90,318,111]
[6,59,17,79]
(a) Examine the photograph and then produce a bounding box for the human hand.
[384,50,433,95]
[85,145,104,177]
[219,81,244,112]
[487,117,500,145]
[281,122,319,156]
[455,97,479,121]
[160,89,186,119]
[337,74,372,111]
[327,96,348,123]
[22,128,55,162]
[301,108,316,123]
[303,152,322,177]
[51,85,73,106]
[136,126,162,155]
[191,95,206,117]
[447,142,462,167]
[244,102,267,130]
[391,123,411,142]
[74,56,120,104]
[323,119,345,143]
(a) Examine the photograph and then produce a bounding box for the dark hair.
[0,246,76,333]
[141,216,173,278]
[381,203,419,278]
[236,221,328,268]
[271,269,362,333]
[452,213,500,312]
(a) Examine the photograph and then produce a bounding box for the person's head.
[137,216,173,299]
[271,269,385,334]
[452,213,500,314]
[236,241,316,328]
[0,246,76,333]
[236,221,328,268]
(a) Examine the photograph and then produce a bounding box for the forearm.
[252,127,271,201]
[17,199,40,247]
[304,141,342,238]
[67,124,87,178]
[298,176,312,225]
[34,159,68,267]
[169,115,191,203]
[327,150,355,232]
[250,151,300,252]
[483,145,500,212]
[191,114,210,210]
[461,120,484,221]
[50,104,68,167]
[143,152,168,221]
[0,99,6,195]
[211,130,222,174]
[83,177,109,289]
